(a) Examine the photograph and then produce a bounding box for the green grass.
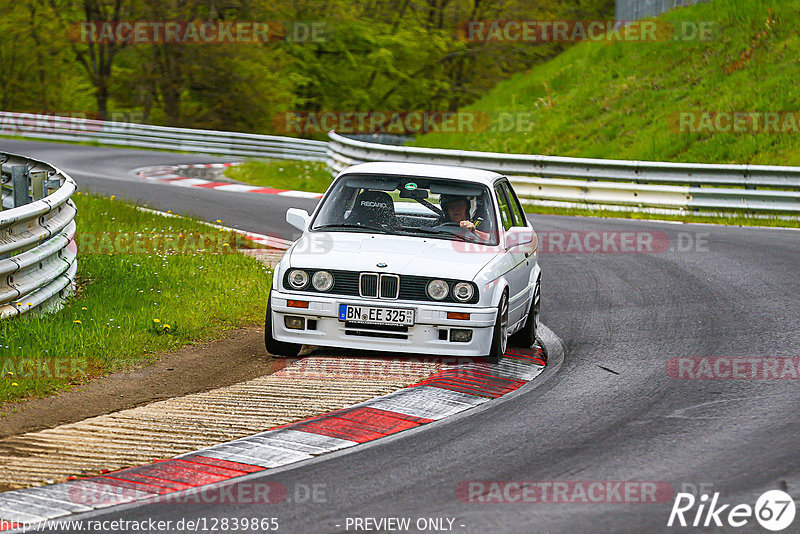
[226,159,333,193]
[412,0,800,166]
[0,193,273,404]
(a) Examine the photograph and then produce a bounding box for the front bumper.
[270,290,497,356]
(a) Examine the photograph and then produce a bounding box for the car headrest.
[350,190,397,227]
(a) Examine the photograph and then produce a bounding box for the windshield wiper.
[400,226,446,235]
[398,226,474,242]
[314,222,387,233]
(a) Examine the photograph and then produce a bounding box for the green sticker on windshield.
[405,182,417,190]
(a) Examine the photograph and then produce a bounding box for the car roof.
[338,162,504,186]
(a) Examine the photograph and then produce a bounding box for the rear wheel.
[264,294,302,357]
[486,291,509,364]
[510,277,540,348]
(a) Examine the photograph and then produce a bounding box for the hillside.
[412,0,800,166]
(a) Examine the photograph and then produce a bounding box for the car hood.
[288,231,500,280]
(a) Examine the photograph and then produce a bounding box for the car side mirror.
[286,208,310,231]
[504,227,534,249]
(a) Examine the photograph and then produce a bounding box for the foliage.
[1,0,615,132]
[412,0,800,165]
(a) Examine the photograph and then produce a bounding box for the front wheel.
[264,294,302,357]
[485,291,509,364]
[510,277,540,348]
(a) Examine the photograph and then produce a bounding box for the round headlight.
[453,282,474,302]
[427,279,449,300]
[312,270,334,291]
[288,269,309,289]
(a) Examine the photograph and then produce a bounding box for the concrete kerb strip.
[139,324,565,503]
[0,327,560,530]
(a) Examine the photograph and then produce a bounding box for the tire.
[510,276,540,348]
[264,294,302,357]
[486,291,509,364]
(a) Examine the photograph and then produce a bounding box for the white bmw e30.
[265,162,541,363]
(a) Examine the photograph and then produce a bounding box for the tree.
[44,0,137,119]
[0,1,92,112]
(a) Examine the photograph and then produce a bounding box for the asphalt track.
[3,139,799,533]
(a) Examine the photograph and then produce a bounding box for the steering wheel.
[433,222,480,242]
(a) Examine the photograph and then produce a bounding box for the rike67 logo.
[668,490,796,531]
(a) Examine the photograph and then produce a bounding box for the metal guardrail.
[3,111,797,214]
[0,112,328,162]
[327,132,800,213]
[1,153,77,320]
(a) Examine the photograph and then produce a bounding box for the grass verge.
[411,0,800,165]
[0,193,273,406]
[226,159,332,193]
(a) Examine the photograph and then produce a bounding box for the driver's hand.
[459,220,475,231]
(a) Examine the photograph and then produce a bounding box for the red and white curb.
[0,345,548,529]
[136,163,323,199]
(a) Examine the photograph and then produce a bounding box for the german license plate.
[339,304,415,326]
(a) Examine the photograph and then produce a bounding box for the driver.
[439,194,490,241]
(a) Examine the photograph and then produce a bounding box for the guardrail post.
[44,177,62,195]
[12,165,30,208]
[31,171,47,201]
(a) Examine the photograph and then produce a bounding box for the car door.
[496,180,535,327]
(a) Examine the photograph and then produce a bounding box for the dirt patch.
[0,327,277,439]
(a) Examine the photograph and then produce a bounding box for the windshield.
[310,174,499,245]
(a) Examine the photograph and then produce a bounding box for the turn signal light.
[288,300,309,308]
[447,312,470,320]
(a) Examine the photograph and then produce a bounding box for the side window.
[495,185,514,231]
[502,182,526,227]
